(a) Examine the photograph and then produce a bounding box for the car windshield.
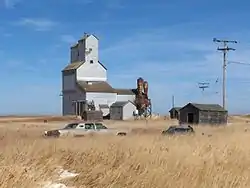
[166,126,176,132]
[175,128,188,132]
[63,123,78,129]
[95,123,107,129]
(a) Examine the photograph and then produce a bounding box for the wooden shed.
[81,110,103,121]
[110,101,136,120]
[169,107,181,119]
[179,103,228,125]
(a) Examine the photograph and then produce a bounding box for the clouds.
[3,0,21,9]
[99,26,250,114]
[60,34,76,44]
[14,18,57,31]
[1,0,250,115]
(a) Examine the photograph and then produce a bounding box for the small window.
[95,123,107,129]
[64,123,78,129]
[90,60,94,64]
[85,123,95,129]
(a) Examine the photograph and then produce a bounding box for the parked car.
[44,121,128,137]
[162,125,195,135]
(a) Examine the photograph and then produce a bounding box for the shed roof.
[182,103,227,112]
[62,61,84,71]
[111,101,130,107]
[62,61,107,72]
[70,34,99,48]
[114,88,136,95]
[78,34,99,41]
[169,107,181,112]
[70,43,78,48]
[99,104,109,108]
[77,81,116,93]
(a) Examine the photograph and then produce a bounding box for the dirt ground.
[1,115,250,188]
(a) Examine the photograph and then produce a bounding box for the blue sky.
[0,0,250,115]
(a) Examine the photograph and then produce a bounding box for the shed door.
[117,107,122,120]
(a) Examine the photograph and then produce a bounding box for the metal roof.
[169,107,182,112]
[183,103,227,112]
[111,101,130,107]
[62,61,84,71]
[114,88,136,95]
[99,104,109,108]
[77,81,116,93]
[62,61,107,72]
[78,34,99,41]
[70,34,99,48]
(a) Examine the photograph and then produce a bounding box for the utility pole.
[172,95,175,108]
[213,38,237,110]
[198,82,209,91]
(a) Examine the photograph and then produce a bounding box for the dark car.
[162,125,195,135]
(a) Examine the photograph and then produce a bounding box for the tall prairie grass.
[0,120,250,188]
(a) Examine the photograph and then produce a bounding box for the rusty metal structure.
[134,77,152,117]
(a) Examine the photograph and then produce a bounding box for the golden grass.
[1,117,250,188]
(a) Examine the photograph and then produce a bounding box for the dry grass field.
[1,115,250,188]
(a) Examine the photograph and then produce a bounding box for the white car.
[44,121,128,137]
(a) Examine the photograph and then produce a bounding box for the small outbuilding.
[179,103,228,125]
[110,101,136,120]
[169,107,181,119]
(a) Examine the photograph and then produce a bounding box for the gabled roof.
[62,61,84,72]
[99,104,109,108]
[70,43,78,48]
[62,61,107,72]
[70,34,99,48]
[77,81,116,93]
[169,107,182,112]
[182,103,227,112]
[98,61,107,70]
[79,34,99,41]
[114,88,136,95]
[111,101,129,107]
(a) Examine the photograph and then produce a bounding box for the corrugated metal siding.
[62,89,86,115]
[70,46,78,62]
[85,35,98,65]
[78,38,86,62]
[62,72,76,91]
[76,62,107,81]
[76,35,107,82]
[62,93,74,115]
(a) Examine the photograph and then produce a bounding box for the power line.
[228,61,250,66]
[213,38,238,110]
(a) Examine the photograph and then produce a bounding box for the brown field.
[1,115,250,188]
